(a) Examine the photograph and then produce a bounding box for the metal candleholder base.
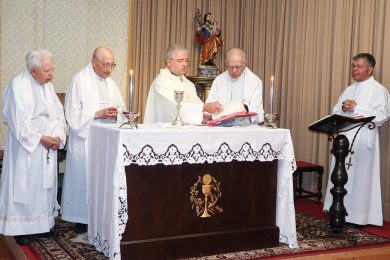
[263,113,280,129]
[119,112,140,129]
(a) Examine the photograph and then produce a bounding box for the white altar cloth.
[87,123,298,259]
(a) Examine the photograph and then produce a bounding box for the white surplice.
[323,76,390,226]
[143,68,204,124]
[61,63,125,224]
[0,69,66,236]
[206,67,264,123]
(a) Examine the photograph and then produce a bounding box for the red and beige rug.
[24,200,390,259]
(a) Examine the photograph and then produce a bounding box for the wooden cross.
[346,156,353,170]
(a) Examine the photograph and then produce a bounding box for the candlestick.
[270,76,274,114]
[129,69,134,112]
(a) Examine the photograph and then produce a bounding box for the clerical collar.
[170,71,183,82]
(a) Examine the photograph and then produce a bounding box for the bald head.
[225,48,246,64]
[92,47,114,61]
[92,47,116,79]
[225,48,246,78]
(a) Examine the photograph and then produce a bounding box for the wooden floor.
[0,235,27,260]
[286,245,390,260]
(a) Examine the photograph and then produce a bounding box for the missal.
[308,114,375,134]
[207,111,258,127]
[211,101,247,120]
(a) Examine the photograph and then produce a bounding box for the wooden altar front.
[122,160,278,259]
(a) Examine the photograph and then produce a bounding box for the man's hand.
[203,101,223,114]
[95,107,118,119]
[342,99,357,112]
[202,113,212,124]
[40,136,61,150]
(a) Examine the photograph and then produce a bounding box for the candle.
[129,69,134,112]
[270,76,274,114]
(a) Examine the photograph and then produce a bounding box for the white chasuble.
[61,64,125,224]
[143,68,204,125]
[0,69,66,235]
[206,67,264,123]
[323,76,390,225]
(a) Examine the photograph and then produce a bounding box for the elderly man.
[206,48,264,123]
[0,49,67,245]
[144,44,222,124]
[323,53,390,226]
[61,47,126,233]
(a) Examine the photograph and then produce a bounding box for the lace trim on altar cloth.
[91,233,120,259]
[122,142,293,166]
[279,199,299,249]
[118,182,128,236]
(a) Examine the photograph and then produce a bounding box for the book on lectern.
[308,114,375,134]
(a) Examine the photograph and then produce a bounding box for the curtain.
[131,0,390,220]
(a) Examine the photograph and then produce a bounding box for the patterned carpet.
[27,219,107,260]
[27,211,390,259]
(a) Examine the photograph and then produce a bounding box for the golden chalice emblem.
[201,174,212,218]
[189,173,223,218]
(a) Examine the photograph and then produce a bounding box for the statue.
[194,9,223,77]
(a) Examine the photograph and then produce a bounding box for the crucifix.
[346,150,354,170]
[346,156,353,169]
[46,148,50,164]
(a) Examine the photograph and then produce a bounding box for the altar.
[87,123,298,259]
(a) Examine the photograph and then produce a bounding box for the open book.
[206,101,258,127]
[308,114,375,134]
[207,111,258,126]
[211,102,247,120]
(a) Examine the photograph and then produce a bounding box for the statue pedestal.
[187,76,215,102]
[198,65,220,77]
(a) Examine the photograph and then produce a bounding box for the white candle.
[270,76,274,114]
[129,69,134,112]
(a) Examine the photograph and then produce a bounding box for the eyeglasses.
[351,65,372,70]
[171,59,191,64]
[94,58,116,70]
[227,65,244,71]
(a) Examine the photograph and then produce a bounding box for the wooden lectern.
[309,114,375,232]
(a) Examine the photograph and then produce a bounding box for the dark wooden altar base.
[121,160,279,259]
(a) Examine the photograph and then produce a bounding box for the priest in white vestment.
[323,53,390,226]
[206,48,264,123]
[144,44,223,125]
[0,49,66,245]
[61,47,126,233]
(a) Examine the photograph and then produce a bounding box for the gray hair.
[165,44,188,63]
[26,49,53,71]
[353,53,376,68]
[225,48,247,64]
